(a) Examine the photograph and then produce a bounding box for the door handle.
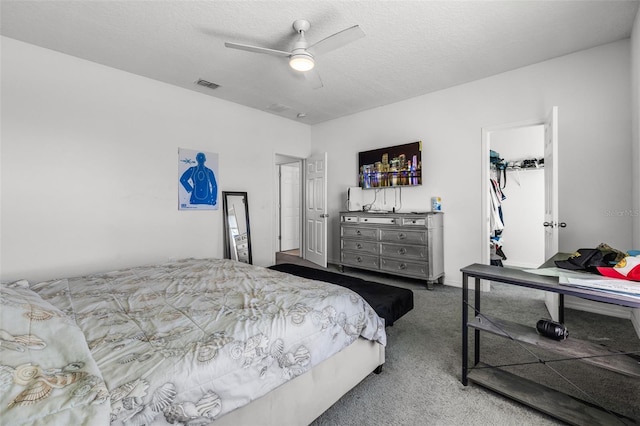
[320,213,329,218]
[543,221,567,228]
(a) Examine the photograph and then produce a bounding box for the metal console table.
[461,261,640,425]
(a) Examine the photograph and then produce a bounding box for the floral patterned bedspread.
[0,281,110,425]
[30,258,386,425]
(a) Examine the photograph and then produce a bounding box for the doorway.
[279,162,301,255]
[273,152,329,268]
[275,155,302,259]
[489,125,545,269]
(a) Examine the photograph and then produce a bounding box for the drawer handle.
[356,230,362,236]
[398,248,407,255]
[398,233,406,240]
[399,263,407,270]
[356,256,363,263]
[356,243,363,249]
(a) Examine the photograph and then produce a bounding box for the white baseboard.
[565,296,631,319]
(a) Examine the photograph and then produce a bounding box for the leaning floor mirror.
[222,191,252,264]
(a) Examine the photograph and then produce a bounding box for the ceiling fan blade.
[224,42,291,58]
[304,68,323,89]
[307,25,365,57]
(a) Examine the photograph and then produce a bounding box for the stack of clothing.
[555,243,626,273]
[554,246,640,298]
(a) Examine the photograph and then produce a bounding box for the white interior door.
[304,152,328,267]
[543,106,560,320]
[280,163,300,252]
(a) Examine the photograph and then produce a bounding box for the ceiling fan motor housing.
[289,21,314,71]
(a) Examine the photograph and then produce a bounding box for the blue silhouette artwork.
[180,152,218,207]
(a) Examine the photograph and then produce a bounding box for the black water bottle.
[536,319,569,341]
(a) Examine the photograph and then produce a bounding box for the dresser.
[339,211,444,289]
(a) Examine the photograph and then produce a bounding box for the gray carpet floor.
[276,255,640,426]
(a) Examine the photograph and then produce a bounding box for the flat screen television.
[358,141,422,189]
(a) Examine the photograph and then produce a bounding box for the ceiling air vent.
[266,103,291,113]
[195,79,220,90]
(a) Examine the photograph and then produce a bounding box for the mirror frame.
[222,191,252,264]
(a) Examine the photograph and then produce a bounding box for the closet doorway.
[275,155,302,258]
[488,124,546,269]
[481,109,559,272]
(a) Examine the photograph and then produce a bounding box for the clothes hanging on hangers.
[490,158,507,188]
[489,178,506,235]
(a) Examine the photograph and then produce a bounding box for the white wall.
[490,125,545,269]
[0,37,311,282]
[312,40,633,286]
[633,9,640,250]
[2,34,636,288]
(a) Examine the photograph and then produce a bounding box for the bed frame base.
[216,338,385,425]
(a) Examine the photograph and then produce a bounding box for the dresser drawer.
[359,216,396,225]
[379,229,427,245]
[380,258,429,278]
[341,239,379,255]
[341,226,378,239]
[341,252,379,269]
[380,243,426,260]
[342,215,359,223]
[401,217,427,226]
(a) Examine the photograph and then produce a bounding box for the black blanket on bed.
[268,263,413,327]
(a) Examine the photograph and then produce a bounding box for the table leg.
[462,272,469,386]
[474,277,481,366]
[559,294,565,324]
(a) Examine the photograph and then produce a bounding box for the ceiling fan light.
[289,54,314,72]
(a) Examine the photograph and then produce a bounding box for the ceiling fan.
[224,19,365,89]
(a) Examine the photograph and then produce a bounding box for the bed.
[0,258,386,425]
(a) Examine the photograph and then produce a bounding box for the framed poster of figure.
[178,148,219,210]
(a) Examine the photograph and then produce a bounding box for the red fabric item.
[597,255,640,281]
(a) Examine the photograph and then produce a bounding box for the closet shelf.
[506,166,544,172]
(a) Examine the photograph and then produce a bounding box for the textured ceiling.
[2,1,638,124]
